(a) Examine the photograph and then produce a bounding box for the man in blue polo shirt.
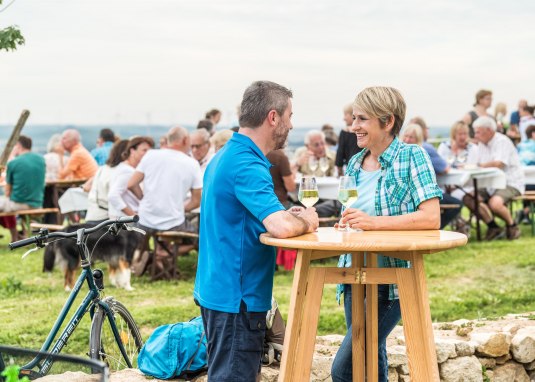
[194,81,319,381]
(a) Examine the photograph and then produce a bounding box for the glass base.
[337,221,363,232]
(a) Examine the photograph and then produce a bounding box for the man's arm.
[4,183,11,198]
[57,159,73,179]
[262,207,319,239]
[184,188,202,212]
[424,143,449,175]
[127,171,144,200]
[479,160,505,169]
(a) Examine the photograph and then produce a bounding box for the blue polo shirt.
[91,141,113,166]
[193,133,285,313]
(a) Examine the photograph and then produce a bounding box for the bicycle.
[7,216,145,380]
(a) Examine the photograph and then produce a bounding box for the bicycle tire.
[89,298,143,372]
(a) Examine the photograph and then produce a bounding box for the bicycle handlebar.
[9,215,140,250]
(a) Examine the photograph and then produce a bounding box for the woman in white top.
[108,136,154,218]
[84,139,129,222]
[438,121,477,168]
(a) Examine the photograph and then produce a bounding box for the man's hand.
[297,150,315,167]
[297,207,319,233]
[287,206,304,216]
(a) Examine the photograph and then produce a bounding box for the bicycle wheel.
[89,297,143,371]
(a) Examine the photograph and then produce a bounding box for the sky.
[1,0,535,128]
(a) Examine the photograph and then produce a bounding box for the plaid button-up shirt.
[337,137,442,301]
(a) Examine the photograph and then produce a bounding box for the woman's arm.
[341,198,440,231]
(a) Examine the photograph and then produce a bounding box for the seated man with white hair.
[463,116,525,241]
[293,129,336,176]
[293,130,338,217]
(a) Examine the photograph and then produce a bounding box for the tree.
[0,0,25,51]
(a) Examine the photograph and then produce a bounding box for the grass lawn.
[0,222,534,359]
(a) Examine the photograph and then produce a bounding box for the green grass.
[0,223,534,360]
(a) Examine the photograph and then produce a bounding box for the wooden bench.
[440,204,462,212]
[0,208,61,236]
[149,231,199,281]
[29,222,65,232]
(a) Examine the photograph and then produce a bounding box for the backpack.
[262,298,285,366]
[138,316,207,380]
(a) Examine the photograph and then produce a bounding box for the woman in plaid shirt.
[331,87,442,382]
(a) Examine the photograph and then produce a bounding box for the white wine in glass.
[308,156,319,173]
[319,157,329,176]
[337,176,358,231]
[298,177,319,208]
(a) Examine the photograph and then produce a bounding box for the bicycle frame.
[0,345,109,382]
[18,229,133,379]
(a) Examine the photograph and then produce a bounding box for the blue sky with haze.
[1,0,534,128]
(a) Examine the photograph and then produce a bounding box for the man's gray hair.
[304,130,325,145]
[191,128,210,142]
[473,116,497,131]
[239,81,293,128]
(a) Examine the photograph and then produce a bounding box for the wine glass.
[319,157,329,176]
[298,176,319,208]
[308,156,319,173]
[446,155,456,166]
[456,152,467,165]
[337,176,359,231]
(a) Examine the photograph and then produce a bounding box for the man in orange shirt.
[57,129,98,180]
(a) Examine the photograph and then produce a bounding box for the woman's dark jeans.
[331,284,401,382]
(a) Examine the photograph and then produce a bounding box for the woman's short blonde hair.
[353,86,406,136]
[210,129,234,152]
[450,121,469,140]
[494,102,507,117]
[402,124,424,146]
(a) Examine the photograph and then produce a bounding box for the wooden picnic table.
[43,178,88,223]
[260,228,467,382]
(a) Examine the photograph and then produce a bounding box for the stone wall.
[386,316,535,382]
[313,313,535,382]
[34,314,535,382]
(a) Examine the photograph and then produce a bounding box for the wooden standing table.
[260,228,467,382]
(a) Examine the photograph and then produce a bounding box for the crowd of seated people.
[1,97,535,247]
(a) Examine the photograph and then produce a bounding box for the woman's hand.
[341,208,376,231]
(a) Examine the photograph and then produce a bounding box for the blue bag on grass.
[138,316,207,380]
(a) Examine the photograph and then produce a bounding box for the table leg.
[396,253,439,381]
[293,267,326,380]
[351,252,365,382]
[278,249,312,382]
[365,253,378,382]
[530,201,534,237]
[473,178,481,241]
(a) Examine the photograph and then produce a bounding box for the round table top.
[260,227,467,252]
